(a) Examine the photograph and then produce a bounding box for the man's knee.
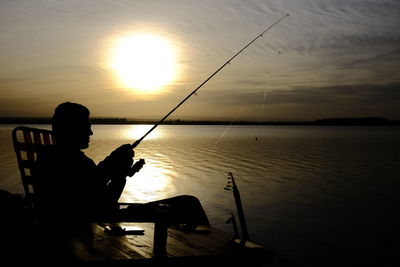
[169,195,203,210]
[176,195,201,204]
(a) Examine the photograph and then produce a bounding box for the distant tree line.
[314,117,400,126]
[1,116,399,125]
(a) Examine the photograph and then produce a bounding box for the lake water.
[1,124,399,266]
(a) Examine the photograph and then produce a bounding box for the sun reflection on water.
[121,157,176,203]
[122,125,165,141]
[118,125,173,202]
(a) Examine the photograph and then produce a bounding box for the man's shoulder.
[36,146,94,165]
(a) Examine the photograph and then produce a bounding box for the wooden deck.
[67,222,273,266]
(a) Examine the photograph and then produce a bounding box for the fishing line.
[211,93,253,150]
[259,72,269,125]
[130,13,289,148]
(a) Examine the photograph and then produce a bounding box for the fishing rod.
[131,13,289,149]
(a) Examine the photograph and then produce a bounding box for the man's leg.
[120,195,210,230]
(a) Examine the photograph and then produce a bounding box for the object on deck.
[104,225,145,235]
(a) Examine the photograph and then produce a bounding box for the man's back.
[33,145,105,224]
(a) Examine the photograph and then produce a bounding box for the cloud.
[270,83,400,106]
[1,0,399,120]
[182,82,400,120]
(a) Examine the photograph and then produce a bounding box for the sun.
[110,33,176,93]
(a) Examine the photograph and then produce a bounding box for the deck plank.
[69,224,143,261]
[70,222,269,266]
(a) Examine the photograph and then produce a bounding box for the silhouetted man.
[33,102,210,233]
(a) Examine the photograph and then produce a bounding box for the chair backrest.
[12,126,56,208]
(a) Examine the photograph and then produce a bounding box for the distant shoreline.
[1,117,399,126]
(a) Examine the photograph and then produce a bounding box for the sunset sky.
[1,0,399,121]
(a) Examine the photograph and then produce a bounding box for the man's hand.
[102,144,134,177]
[128,159,145,177]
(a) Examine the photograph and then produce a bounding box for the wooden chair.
[12,126,132,212]
[12,126,56,209]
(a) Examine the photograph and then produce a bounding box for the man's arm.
[95,144,136,207]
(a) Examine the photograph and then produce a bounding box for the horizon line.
[0,116,399,126]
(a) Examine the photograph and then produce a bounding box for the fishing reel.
[128,158,145,177]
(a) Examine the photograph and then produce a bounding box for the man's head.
[52,102,93,149]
